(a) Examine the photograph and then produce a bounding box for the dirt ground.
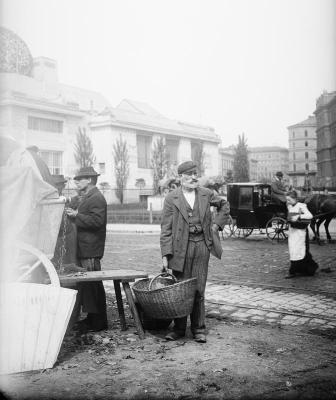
[1,295,336,400]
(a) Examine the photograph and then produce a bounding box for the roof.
[287,115,316,129]
[92,99,220,143]
[0,72,111,114]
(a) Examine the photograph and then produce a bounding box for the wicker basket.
[132,273,198,320]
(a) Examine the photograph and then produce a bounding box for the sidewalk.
[107,223,161,233]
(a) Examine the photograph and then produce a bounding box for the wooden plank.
[113,280,127,331]
[59,269,148,285]
[122,282,145,339]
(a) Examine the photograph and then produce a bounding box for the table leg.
[122,282,145,339]
[113,280,127,331]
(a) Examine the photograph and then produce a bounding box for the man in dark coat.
[160,161,230,343]
[65,166,108,332]
[271,171,288,204]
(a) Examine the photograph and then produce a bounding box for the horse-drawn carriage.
[221,182,289,242]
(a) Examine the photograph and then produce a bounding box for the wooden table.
[59,269,148,339]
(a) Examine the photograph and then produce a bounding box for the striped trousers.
[173,239,210,335]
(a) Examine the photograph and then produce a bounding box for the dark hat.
[74,166,100,180]
[26,145,39,152]
[275,171,283,177]
[177,161,197,175]
[52,174,67,184]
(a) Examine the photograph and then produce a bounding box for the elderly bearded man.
[160,161,230,343]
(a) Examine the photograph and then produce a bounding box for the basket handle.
[148,272,177,291]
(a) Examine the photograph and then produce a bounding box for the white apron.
[287,202,312,261]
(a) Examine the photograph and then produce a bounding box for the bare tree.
[151,136,168,195]
[112,135,130,204]
[74,127,96,167]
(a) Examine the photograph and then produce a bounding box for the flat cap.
[74,166,100,180]
[177,161,197,175]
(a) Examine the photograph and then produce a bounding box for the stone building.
[0,28,221,203]
[249,146,289,182]
[314,91,336,188]
[287,116,317,188]
[91,100,221,203]
[0,27,110,177]
[218,148,234,177]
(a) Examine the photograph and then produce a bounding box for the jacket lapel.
[198,188,208,222]
[173,187,189,223]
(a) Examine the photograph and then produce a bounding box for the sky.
[0,0,335,148]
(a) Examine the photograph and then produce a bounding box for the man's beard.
[182,180,199,189]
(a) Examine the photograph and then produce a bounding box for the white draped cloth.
[287,202,312,261]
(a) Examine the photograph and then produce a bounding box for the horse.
[304,194,336,243]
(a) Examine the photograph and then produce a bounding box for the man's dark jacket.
[160,186,230,272]
[75,186,107,259]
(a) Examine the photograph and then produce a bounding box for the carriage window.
[239,187,253,209]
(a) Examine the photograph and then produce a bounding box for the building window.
[293,152,296,160]
[40,150,63,174]
[305,141,308,147]
[166,138,179,166]
[304,130,308,137]
[293,164,296,172]
[292,131,295,138]
[137,135,151,168]
[305,152,308,159]
[306,163,309,171]
[99,162,106,174]
[28,116,63,133]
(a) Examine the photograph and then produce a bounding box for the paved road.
[103,231,336,330]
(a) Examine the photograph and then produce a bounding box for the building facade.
[314,91,336,188]
[249,146,289,182]
[218,148,234,177]
[90,100,221,203]
[287,116,317,188]
[0,28,221,203]
[0,28,110,177]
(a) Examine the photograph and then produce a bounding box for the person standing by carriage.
[160,161,230,343]
[286,190,319,277]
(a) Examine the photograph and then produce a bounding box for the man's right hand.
[162,256,169,273]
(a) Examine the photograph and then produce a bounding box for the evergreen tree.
[151,137,168,195]
[112,135,130,204]
[74,127,96,168]
[233,133,250,182]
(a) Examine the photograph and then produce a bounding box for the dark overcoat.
[271,179,287,203]
[75,186,107,259]
[160,186,230,272]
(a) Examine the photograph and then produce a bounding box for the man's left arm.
[210,193,230,231]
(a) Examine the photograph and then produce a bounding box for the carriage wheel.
[266,217,288,242]
[233,227,254,238]
[221,215,235,239]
